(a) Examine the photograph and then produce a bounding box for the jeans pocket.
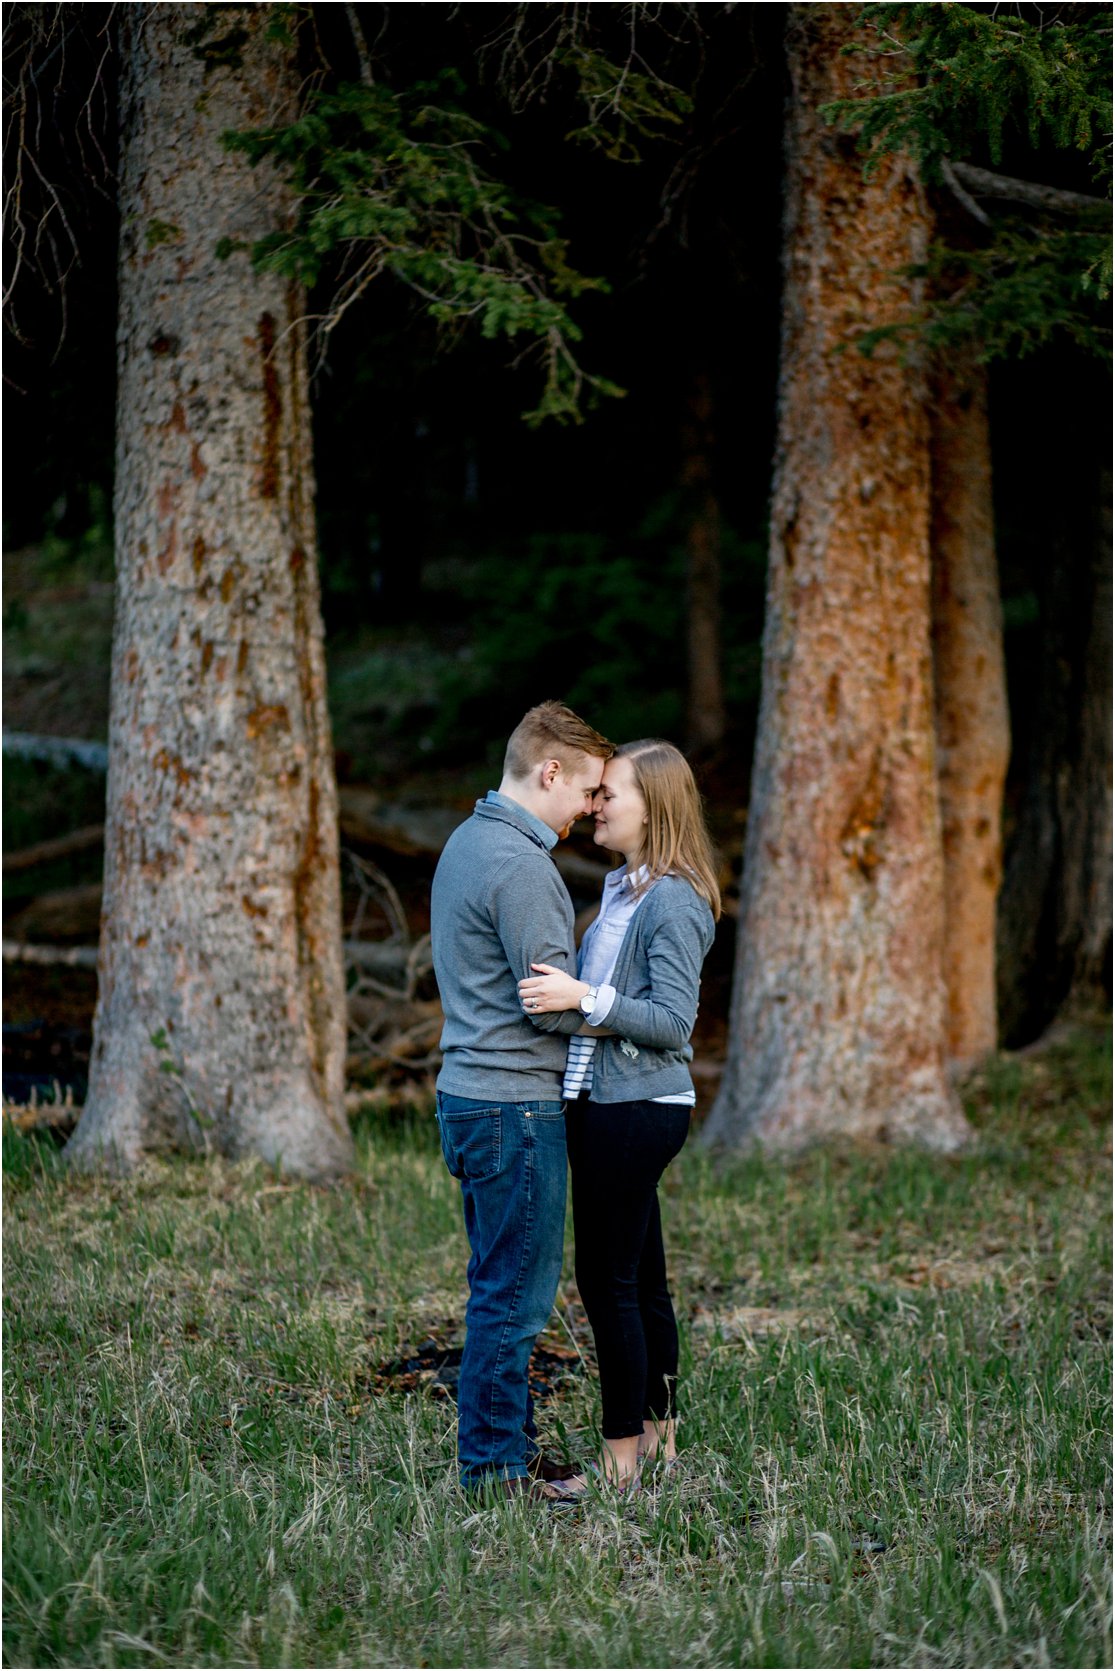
[522,1101,566,1123]
[437,1106,502,1181]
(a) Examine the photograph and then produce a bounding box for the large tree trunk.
[997,360,1113,1043]
[67,4,353,1179]
[703,5,968,1152]
[682,372,726,755]
[930,353,1010,1070]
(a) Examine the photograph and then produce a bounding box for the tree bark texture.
[682,372,726,755]
[997,367,1113,1043]
[67,4,353,1179]
[929,354,1010,1070]
[704,6,968,1151]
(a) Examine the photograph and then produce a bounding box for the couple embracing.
[430,702,720,1500]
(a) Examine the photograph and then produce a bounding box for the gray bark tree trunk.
[67,3,353,1179]
[703,4,969,1152]
[929,353,1011,1071]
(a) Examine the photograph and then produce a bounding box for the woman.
[518,739,720,1494]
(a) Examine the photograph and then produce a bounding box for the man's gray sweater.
[431,794,583,1099]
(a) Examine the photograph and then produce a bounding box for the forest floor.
[4,1026,1110,1669]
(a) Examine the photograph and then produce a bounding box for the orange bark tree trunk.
[704,5,969,1151]
[67,4,353,1179]
[930,353,1010,1071]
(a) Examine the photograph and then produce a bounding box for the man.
[431,700,613,1497]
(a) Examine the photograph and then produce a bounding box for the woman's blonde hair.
[616,739,722,920]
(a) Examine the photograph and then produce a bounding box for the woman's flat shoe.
[640,1453,679,1476]
[551,1459,642,1499]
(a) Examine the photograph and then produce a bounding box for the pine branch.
[224,74,626,423]
[940,158,990,229]
[822,2,1111,360]
[951,162,1110,219]
[477,3,696,161]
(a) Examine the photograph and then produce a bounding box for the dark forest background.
[3,2,1110,1091]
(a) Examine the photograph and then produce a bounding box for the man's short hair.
[504,701,614,781]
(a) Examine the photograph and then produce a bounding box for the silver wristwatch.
[579,984,599,1017]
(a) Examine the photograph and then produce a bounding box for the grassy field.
[3,1029,1111,1669]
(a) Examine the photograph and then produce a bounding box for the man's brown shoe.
[494,1475,567,1502]
[529,1453,577,1483]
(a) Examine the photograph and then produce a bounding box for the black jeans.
[566,1097,691,1440]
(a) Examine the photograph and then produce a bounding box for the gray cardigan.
[587,875,716,1103]
[431,796,582,1100]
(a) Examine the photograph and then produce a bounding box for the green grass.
[4,1030,1111,1668]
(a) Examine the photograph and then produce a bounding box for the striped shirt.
[563,867,695,1106]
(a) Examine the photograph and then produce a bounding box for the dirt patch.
[367,1335,585,1403]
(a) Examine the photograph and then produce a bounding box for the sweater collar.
[605,863,653,895]
[477,790,559,852]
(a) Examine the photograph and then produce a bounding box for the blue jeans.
[436,1091,567,1487]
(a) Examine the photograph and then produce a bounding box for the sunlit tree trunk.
[704,5,968,1152]
[930,353,1010,1070]
[68,3,353,1179]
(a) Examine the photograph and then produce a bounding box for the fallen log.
[339,788,461,858]
[343,939,412,977]
[2,732,109,771]
[2,940,99,969]
[1,936,416,979]
[337,786,610,890]
[2,1087,81,1133]
[3,824,106,875]
[5,882,104,944]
